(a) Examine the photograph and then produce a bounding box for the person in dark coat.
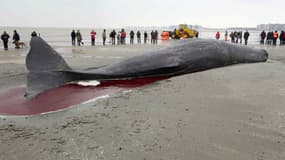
[150,31,155,44]
[1,31,10,50]
[31,31,37,37]
[136,31,141,44]
[239,31,243,44]
[260,30,266,44]
[110,30,116,45]
[130,30,135,44]
[243,30,250,45]
[195,31,199,38]
[71,30,76,46]
[12,30,20,48]
[144,31,148,44]
[279,31,284,45]
[154,30,158,44]
[236,32,240,43]
[229,32,235,43]
[282,31,285,44]
[266,32,271,45]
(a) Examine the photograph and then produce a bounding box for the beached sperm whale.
[25,37,268,97]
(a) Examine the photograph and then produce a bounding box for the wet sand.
[0,42,285,160]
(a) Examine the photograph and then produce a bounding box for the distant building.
[257,24,285,31]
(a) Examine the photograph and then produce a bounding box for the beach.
[0,41,285,160]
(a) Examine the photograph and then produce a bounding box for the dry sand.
[0,42,285,160]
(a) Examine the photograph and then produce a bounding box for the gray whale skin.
[25,37,268,97]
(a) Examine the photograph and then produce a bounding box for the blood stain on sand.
[0,77,169,116]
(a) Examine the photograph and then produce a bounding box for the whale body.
[25,37,268,97]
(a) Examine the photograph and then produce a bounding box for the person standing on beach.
[31,31,37,37]
[117,32,121,45]
[239,31,243,44]
[224,30,228,41]
[154,30,158,44]
[266,32,270,45]
[150,31,154,44]
[144,31,148,44]
[110,30,116,45]
[90,30,96,46]
[137,31,141,44]
[282,31,285,44]
[120,29,126,45]
[195,31,199,38]
[130,30,135,44]
[279,31,284,45]
[260,30,266,44]
[12,30,20,49]
[1,31,10,51]
[215,31,220,40]
[234,31,239,43]
[272,30,278,46]
[71,30,76,46]
[229,32,235,43]
[76,30,83,46]
[102,29,107,45]
[236,32,240,43]
[243,30,250,45]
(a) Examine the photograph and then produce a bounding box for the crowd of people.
[215,30,285,46]
[0,30,23,50]
[70,29,160,46]
[1,30,38,50]
[2,28,285,51]
[259,30,285,46]
[71,30,84,46]
[215,30,250,45]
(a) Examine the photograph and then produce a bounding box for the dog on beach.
[13,41,26,48]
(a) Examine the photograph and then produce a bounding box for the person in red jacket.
[120,29,126,45]
[272,30,278,46]
[215,31,220,40]
[90,30,96,46]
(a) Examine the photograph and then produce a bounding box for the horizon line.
[0,23,284,30]
[0,25,257,29]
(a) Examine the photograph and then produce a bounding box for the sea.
[0,26,264,48]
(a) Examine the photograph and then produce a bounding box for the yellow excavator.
[171,24,198,39]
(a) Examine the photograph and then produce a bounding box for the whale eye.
[262,52,268,61]
[260,49,269,61]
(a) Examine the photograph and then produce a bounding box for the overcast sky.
[1,0,284,28]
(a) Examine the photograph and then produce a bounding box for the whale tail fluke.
[26,37,71,72]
